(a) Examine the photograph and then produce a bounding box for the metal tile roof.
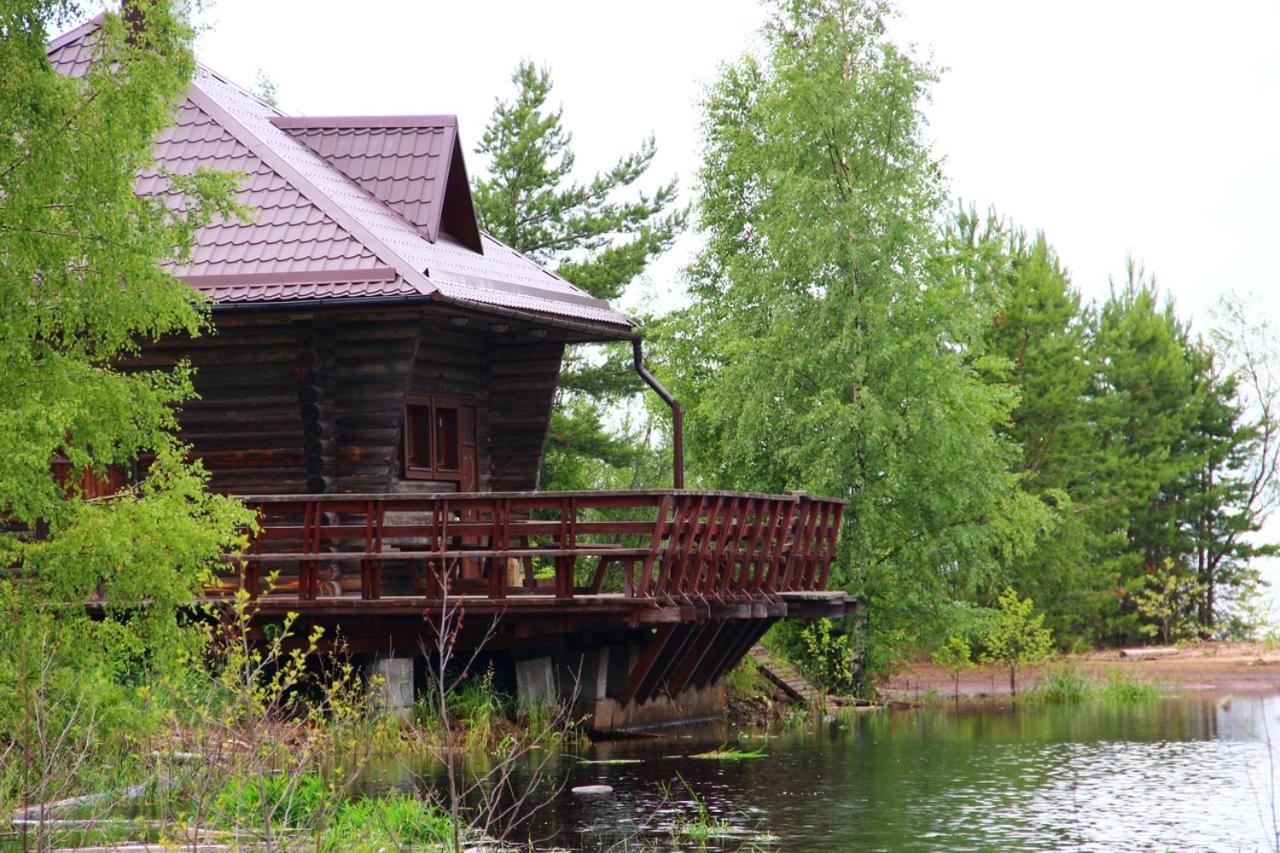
[45,18,635,333]
[275,118,456,241]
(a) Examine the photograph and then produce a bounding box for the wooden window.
[405,403,432,473]
[403,395,476,481]
[434,406,459,471]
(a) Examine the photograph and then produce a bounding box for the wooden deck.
[222,489,847,611]
[205,488,853,709]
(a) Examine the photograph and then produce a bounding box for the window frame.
[403,394,477,481]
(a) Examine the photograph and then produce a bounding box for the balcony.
[221,489,848,620]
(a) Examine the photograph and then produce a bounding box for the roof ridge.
[273,115,458,129]
[196,62,284,118]
[188,70,437,297]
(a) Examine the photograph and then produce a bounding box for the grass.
[319,793,453,852]
[723,655,772,700]
[1096,668,1161,702]
[665,774,739,848]
[1025,664,1160,705]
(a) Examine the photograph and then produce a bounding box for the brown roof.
[46,17,634,334]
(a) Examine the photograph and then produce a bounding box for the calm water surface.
[371,693,1280,850]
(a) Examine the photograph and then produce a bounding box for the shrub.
[1097,669,1160,703]
[980,588,1054,696]
[213,771,332,832]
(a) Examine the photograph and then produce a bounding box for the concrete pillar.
[365,656,414,721]
[605,644,638,698]
[515,656,556,707]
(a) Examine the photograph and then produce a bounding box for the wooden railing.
[224,490,845,605]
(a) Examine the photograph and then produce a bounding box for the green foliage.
[979,588,1054,695]
[1024,665,1159,705]
[665,0,1045,678]
[1096,669,1160,703]
[724,655,772,701]
[800,618,856,695]
[0,1,253,813]
[951,214,1278,649]
[472,60,685,491]
[930,633,975,701]
[320,793,453,852]
[1028,665,1092,705]
[213,772,332,832]
[949,212,1115,645]
[1133,560,1207,646]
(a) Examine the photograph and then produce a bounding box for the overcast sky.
[190,0,1280,325]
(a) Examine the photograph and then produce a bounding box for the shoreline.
[881,640,1280,701]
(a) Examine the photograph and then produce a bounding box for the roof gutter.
[632,338,684,489]
[209,293,635,340]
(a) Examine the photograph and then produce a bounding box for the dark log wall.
[327,312,420,493]
[132,307,568,496]
[397,323,492,493]
[129,314,310,494]
[487,340,565,492]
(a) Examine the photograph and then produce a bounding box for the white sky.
[190,0,1280,609]
[190,0,1280,321]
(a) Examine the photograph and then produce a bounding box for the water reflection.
[363,693,1280,850]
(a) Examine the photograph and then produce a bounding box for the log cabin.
[47,16,853,729]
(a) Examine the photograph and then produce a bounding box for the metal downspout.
[632,338,684,489]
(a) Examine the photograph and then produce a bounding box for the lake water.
[372,692,1280,850]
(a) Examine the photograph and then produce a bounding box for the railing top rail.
[231,489,848,505]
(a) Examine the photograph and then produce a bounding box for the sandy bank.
[883,640,1280,700]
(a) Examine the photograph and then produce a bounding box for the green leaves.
[472,60,685,301]
[979,588,1054,695]
[665,0,1034,671]
[0,2,253,745]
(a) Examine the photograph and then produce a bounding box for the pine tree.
[471,62,686,489]
[1181,320,1278,635]
[1088,269,1211,642]
[950,212,1111,644]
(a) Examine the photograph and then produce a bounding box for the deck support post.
[515,656,557,707]
[564,647,609,702]
[364,656,414,721]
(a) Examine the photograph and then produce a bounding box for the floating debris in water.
[572,784,615,796]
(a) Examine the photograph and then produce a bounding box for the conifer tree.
[950,213,1110,644]
[471,62,685,489]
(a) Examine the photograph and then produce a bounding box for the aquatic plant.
[664,773,739,849]
[1095,669,1160,703]
[1031,665,1092,705]
[689,745,768,760]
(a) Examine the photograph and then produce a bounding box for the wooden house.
[48,18,852,729]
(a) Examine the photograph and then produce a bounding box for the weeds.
[319,793,453,851]
[1025,664,1160,705]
